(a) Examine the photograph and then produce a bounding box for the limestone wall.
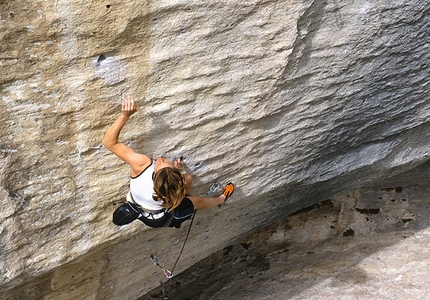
[1,0,429,299]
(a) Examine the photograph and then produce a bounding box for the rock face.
[0,0,429,299]
[141,162,430,299]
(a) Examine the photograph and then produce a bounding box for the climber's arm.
[187,195,225,210]
[102,96,151,176]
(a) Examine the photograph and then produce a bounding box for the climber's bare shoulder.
[108,142,152,177]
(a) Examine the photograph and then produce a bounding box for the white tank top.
[129,160,163,210]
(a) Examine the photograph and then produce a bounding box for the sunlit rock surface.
[0,0,429,299]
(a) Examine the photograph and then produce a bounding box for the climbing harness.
[128,192,174,226]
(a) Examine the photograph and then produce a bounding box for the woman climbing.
[102,96,234,228]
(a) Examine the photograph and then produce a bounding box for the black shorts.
[137,197,195,228]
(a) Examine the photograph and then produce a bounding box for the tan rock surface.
[1,0,429,299]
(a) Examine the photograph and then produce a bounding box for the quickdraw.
[203,182,222,196]
[150,255,173,279]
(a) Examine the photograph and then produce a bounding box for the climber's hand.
[121,96,139,118]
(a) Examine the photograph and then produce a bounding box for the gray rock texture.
[0,0,429,299]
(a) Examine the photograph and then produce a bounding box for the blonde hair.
[153,167,187,211]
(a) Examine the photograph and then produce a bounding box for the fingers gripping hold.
[121,96,139,117]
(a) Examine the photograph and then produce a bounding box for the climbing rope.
[150,209,197,298]
[169,208,197,276]
[149,182,221,298]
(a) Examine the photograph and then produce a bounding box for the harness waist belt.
[127,192,174,226]
[127,192,166,220]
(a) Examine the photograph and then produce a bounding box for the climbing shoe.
[222,183,235,202]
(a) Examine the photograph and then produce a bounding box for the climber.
[102,96,234,228]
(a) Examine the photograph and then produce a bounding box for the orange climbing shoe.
[222,183,235,202]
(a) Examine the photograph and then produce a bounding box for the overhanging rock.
[0,0,429,299]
